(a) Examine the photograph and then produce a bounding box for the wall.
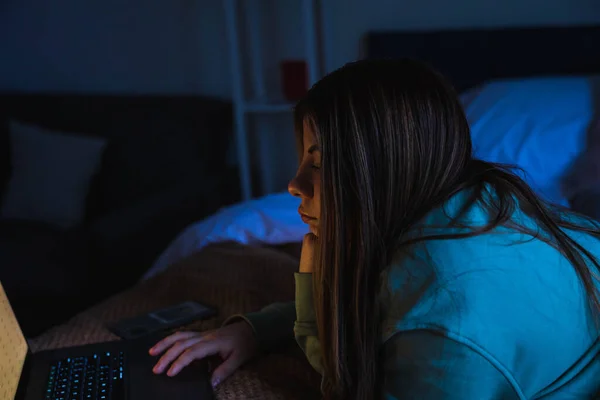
[0,0,230,96]
[321,0,600,74]
[1,0,599,194]
[4,0,599,97]
[269,0,600,193]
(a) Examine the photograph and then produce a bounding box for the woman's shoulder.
[398,186,600,277]
[381,234,600,396]
[379,186,600,395]
[380,204,600,397]
[382,187,600,331]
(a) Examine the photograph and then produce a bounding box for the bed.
[30,25,600,399]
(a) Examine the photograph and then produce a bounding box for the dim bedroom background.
[147,25,600,278]
[18,24,600,400]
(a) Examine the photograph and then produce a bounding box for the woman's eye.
[311,165,321,170]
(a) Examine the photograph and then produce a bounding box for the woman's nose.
[288,173,313,199]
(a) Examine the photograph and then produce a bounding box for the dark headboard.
[364,25,600,92]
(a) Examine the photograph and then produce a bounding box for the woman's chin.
[309,225,319,236]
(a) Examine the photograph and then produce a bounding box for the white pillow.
[1,121,107,229]
[463,76,595,206]
[145,192,308,278]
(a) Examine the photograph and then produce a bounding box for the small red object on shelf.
[281,60,308,101]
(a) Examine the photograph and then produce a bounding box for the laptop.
[0,282,215,400]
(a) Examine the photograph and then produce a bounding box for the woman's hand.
[299,233,317,273]
[149,321,259,388]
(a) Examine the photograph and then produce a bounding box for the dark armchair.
[0,94,232,337]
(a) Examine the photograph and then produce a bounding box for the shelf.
[224,0,320,201]
[243,100,295,114]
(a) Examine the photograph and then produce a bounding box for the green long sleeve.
[222,272,321,372]
[292,273,323,374]
[223,301,296,352]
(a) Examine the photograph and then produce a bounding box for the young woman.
[149,59,600,399]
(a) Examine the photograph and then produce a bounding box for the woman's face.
[288,120,321,236]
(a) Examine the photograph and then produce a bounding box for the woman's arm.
[293,272,323,373]
[292,273,521,400]
[224,272,322,371]
[223,235,319,357]
[383,331,521,399]
[223,302,296,352]
[231,277,521,400]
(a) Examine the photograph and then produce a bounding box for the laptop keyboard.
[44,351,126,400]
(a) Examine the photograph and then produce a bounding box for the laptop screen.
[0,282,28,399]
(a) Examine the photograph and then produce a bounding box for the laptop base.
[24,335,215,400]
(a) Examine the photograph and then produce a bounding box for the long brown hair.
[293,59,600,400]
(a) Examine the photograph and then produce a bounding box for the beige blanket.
[29,242,320,399]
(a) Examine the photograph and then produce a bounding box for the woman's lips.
[300,213,317,224]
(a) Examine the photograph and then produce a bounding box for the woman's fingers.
[166,339,223,377]
[210,354,245,388]
[149,331,200,356]
[153,336,205,374]
[149,322,258,384]
[299,233,317,273]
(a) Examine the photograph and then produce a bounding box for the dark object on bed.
[0,94,232,336]
[364,25,600,92]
